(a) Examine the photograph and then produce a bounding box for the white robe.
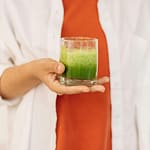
[0,0,150,150]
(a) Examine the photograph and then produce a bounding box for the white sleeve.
[0,42,21,106]
[0,0,22,106]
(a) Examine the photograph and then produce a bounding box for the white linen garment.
[0,0,150,150]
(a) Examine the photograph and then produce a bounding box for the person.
[0,0,150,150]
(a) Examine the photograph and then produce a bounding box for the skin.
[0,58,109,100]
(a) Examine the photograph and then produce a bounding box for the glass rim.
[61,37,98,42]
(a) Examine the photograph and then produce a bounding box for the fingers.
[47,75,108,94]
[34,59,109,95]
[37,58,65,74]
[97,76,109,84]
[43,74,110,95]
[90,76,109,93]
[50,80,90,95]
[55,63,65,74]
[48,61,65,74]
[90,85,106,92]
[58,85,90,95]
[55,83,106,95]
[43,73,89,95]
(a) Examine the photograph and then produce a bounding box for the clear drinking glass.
[58,37,98,86]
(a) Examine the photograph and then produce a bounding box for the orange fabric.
[56,0,112,150]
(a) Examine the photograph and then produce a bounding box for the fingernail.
[105,77,110,82]
[98,87,105,92]
[101,87,105,92]
[57,64,63,73]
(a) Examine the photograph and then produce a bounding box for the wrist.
[22,62,41,83]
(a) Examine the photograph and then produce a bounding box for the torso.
[56,0,112,149]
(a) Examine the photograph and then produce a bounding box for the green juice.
[60,47,97,80]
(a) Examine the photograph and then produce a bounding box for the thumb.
[50,61,65,74]
[56,63,65,74]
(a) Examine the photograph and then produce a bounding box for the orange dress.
[56,0,112,150]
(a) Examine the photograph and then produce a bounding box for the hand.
[30,58,109,95]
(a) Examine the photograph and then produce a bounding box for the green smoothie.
[60,47,97,80]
